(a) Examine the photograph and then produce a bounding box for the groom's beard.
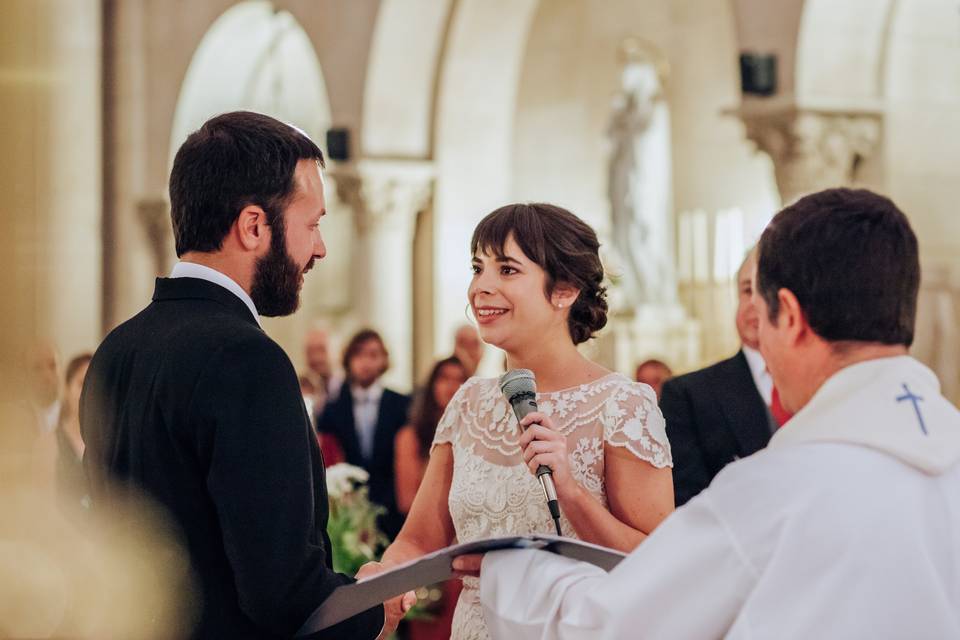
[250,225,311,317]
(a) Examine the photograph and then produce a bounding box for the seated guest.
[475,188,960,638]
[318,329,410,539]
[659,247,780,506]
[394,356,468,640]
[634,358,672,400]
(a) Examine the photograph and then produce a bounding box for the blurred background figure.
[300,373,345,465]
[303,325,342,413]
[394,357,468,514]
[452,325,484,378]
[21,341,62,493]
[298,374,317,421]
[660,248,781,506]
[26,341,62,435]
[55,353,93,522]
[394,356,468,640]
[318,329,410,539]
[634,358,673,400]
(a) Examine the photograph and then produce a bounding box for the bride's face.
[468,234,564,353]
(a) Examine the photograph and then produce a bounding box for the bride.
[379,202,675,639]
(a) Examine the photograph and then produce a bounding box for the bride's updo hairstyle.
[470,203,608,345]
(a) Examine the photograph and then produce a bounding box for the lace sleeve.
[430,378,474,451]
[602,380,673,468]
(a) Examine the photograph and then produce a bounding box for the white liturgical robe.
[479,356,960,639]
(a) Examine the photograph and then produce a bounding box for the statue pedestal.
[593,303,701,377]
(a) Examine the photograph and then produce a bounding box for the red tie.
[770,386,793,427]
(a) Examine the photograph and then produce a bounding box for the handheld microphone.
[499,369,562,536]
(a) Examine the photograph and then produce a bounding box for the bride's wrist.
[555,477,584,504]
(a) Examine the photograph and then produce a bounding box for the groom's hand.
[452,554,484,578]
[356,561,416,640]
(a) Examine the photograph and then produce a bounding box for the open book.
[295,534,626,635]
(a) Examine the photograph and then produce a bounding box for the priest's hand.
[519,412,575,499]
[356,561,416,640]
[452,553,484,578]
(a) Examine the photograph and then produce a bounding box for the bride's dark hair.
[470,203,608,345]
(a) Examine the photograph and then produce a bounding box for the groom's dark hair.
[169,111,324,257]
[756,188,920,347]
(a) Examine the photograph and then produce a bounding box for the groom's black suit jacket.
[659,349,775,507]
[80,277,383,639]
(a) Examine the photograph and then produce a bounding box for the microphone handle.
[511,397,563,534]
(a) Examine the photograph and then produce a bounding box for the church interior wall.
[731,0,803,99]
[45,0,103,362]
[4,1,62,383]
[15,0,960,398]
[431,0,540,375]
[361,0,452,158]
[1,0,104,366]
[882,0,960,402]
[510,0,780,370]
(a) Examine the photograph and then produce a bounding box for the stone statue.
[607,38,676,307]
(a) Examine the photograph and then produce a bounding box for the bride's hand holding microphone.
[518,413,577,501]
[453,412,576,581]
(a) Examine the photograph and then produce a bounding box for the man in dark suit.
[318,329,409,539]
[660,248,780,506]
[80,112,410,639]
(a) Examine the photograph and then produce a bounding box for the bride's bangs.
[470,204,547,266]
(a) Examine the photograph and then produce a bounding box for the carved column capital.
[736,102,882,202]
[326,159,435,390]
[329,160,435,236]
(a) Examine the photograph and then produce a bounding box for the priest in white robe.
[472,188,960,639]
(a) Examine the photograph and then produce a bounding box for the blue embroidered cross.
[896,383,928,436]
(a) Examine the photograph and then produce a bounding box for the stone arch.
[169,1,333,160]
[431,0,541,357]
[361,0,453,158]
[795,0,898,103]
[166,0,353,364]
[355,0,541,373]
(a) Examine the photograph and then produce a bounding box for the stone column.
[736,102,882,203]
[330,160,434,391]
[103,0,158,332]
[137,196,175,277]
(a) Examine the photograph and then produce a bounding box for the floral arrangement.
[325,463,389,576]
[325,463,438,624]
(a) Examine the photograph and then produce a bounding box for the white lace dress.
[431,373,672,640]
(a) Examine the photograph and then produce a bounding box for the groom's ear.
[235,205,269,252]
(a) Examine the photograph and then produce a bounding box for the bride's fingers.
[519,424,560,447]
[519,412,549,429]
[527,452,560,475]
[522,440,556,463]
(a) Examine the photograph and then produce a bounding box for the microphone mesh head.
[499,369,537,400]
